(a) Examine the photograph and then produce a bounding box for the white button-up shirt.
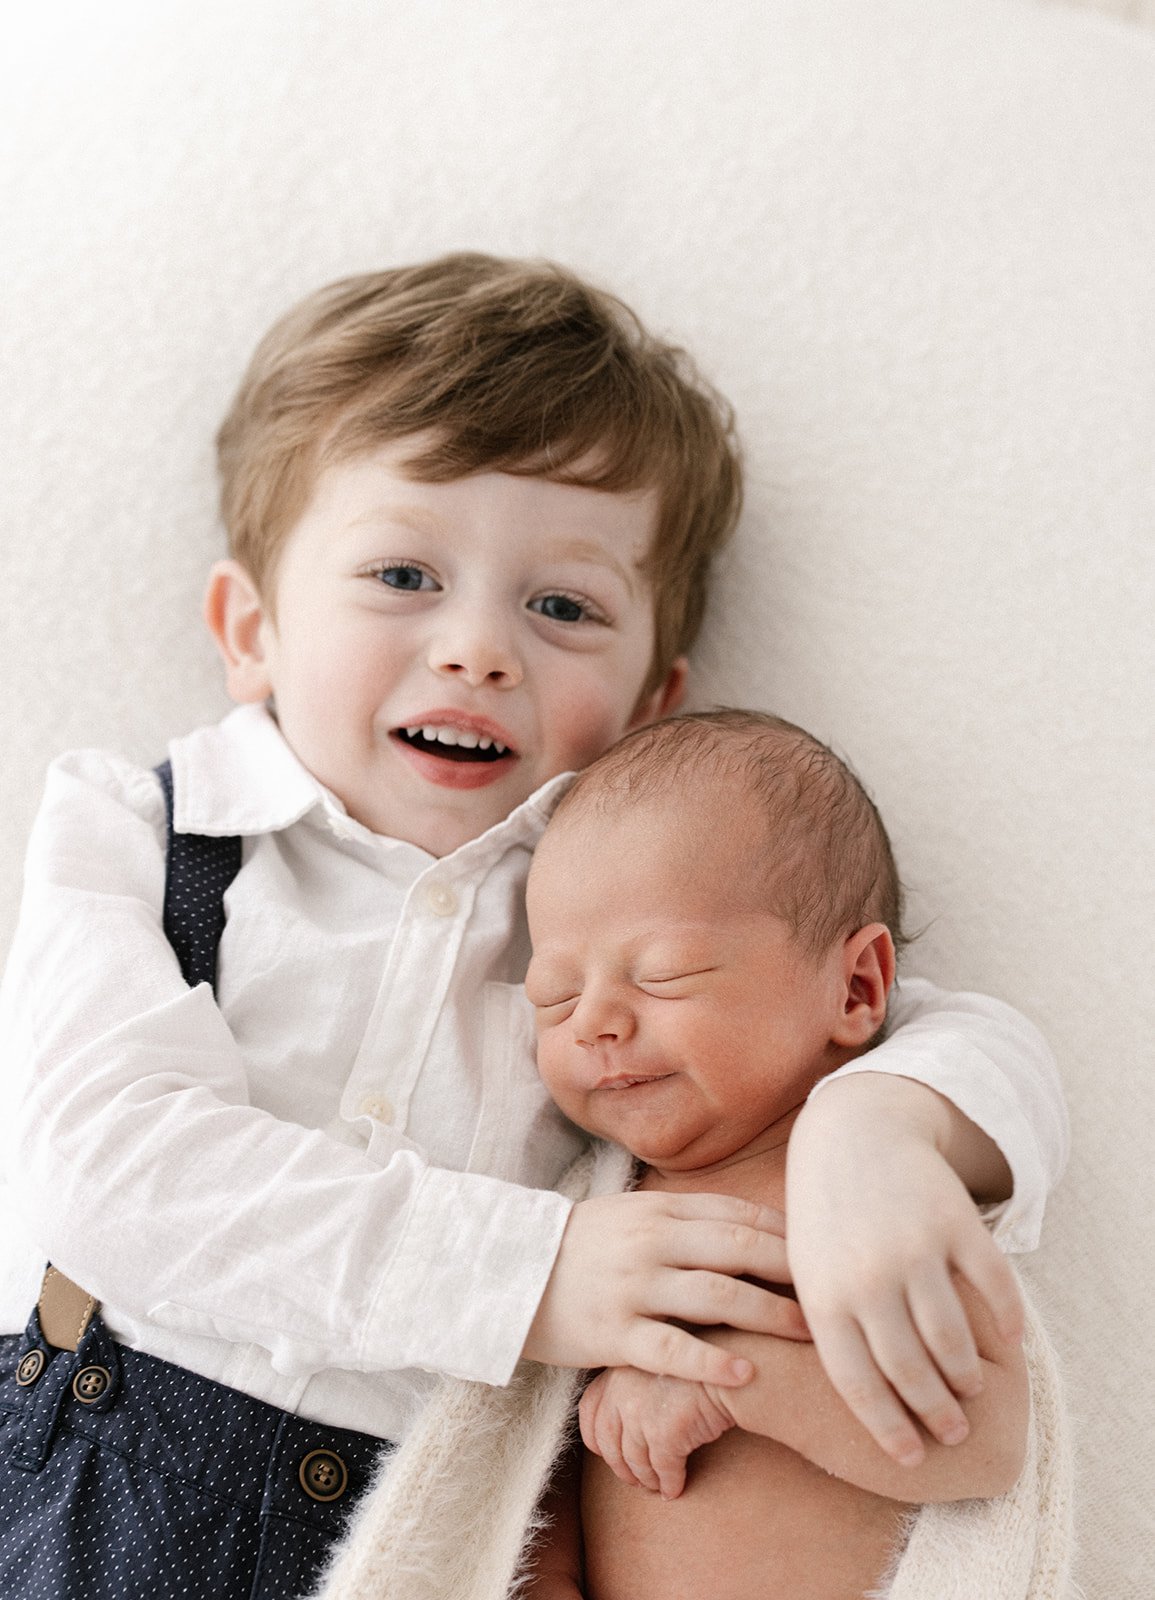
[0,705,1068,1442]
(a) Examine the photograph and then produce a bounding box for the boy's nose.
[428,616,523,689]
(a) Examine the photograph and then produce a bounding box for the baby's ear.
[830,924,895,1049]
[204,560,275,704]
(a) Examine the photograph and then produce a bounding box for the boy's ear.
[203,560,275,705]
[629,655,688,730]
[830,923,896,1049]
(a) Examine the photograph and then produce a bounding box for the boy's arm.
[701,1274,1029,1502]
[786,978,1066,1464]
[584,1276,1028,1503]
[2,749,800,1391]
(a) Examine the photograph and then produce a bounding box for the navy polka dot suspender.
[33,763,241,1346]
[154,760,242,992]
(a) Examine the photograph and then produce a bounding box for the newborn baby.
[523,709,1028,1600]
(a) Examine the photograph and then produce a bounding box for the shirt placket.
[343,861,476,1135]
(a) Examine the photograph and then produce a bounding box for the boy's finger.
[659,1192,789,1238]
[863,1311,970,1449]
[629,1322,756,1388]
[655,1216,792,1282]
[956,1236,1025,1346]
[906,1266,983,1400]
[808,1317,926,1466]
[655,1268,809,1340]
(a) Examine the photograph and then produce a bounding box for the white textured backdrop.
[2,1,1152,1593]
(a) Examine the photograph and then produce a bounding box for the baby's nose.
[572,989,634,1048]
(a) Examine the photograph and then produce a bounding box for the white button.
[425,882,458,917]
[357,1095,394,1124]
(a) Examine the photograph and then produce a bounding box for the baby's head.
[526,710,904,1172]
[205,254,741,855]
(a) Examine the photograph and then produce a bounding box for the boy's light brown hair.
[216,253,742,695]
[555,708,908,961]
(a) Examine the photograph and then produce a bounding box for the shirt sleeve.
[0,749,572,1385]
[809,976,1069,1253]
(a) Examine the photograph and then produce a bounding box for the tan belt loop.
[37,1266,99,1352]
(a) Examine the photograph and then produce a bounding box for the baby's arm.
[584,1275,1028,1503]
[787,980,1066,1462]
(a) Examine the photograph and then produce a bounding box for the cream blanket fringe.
[312,1141,1074,1600]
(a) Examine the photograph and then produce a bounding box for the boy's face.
[207,440,684,856]
[526,793,851,1175]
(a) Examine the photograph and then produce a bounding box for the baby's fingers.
[651,1444,689,1501]
[619,1426,662,1495]
[580,1385,641,1488]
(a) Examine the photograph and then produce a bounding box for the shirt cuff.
[359,1164,574,1385]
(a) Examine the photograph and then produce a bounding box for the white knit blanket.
[312,1141,1074,1600]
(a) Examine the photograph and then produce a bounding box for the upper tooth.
[408,725,507,753]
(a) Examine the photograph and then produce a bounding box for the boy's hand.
[787,1074,1025,1468]
[522,1191,807,1386]
[579,1365,735,1499]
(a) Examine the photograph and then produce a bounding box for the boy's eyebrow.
[343,506,442,537]
[543,538,641,596]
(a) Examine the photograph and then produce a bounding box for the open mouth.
[393,725,513,764]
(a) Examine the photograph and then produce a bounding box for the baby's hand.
[579,1365,735,1500]
[787,1075,1024,1467]
[522,1191,807,1387]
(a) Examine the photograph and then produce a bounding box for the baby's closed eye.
[635,969,718,997]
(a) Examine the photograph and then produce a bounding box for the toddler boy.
[0,256,1061,1598]
[523,711,1031,1600]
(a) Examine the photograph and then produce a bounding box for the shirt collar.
[168,703,578,854]
[168,704,329,835]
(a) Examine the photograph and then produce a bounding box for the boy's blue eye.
[531,594,587,623]
[377,564,435,591]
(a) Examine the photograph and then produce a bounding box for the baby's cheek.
[536,1039,584,1121]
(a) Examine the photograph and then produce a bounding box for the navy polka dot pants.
[0,1309,391,1598]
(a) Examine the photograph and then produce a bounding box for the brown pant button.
[72,1365,111,1403]
[299,1448,348,1502]
[15,1349,46,1386]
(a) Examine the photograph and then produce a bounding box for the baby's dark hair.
[555,709,907,959]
